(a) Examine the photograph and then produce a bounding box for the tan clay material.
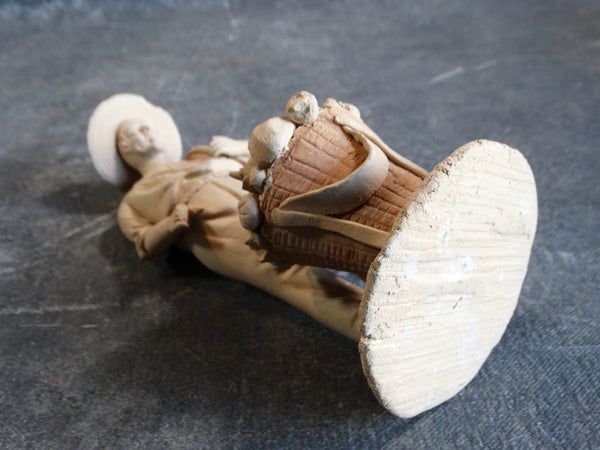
[89,92,538,420]
[88,94,365,341]
[248,116,296,169]
[87,93,182,190]
[285,91,319,125]
[256,107,427,277]
[237,91,537,418]
[360,140,537,417]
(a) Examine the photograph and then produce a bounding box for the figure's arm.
[184,145,211,161]
[185,137,249,165]
[117,201,190,259]
[209,136,250,160]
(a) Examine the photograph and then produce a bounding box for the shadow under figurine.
[87,92,537,418]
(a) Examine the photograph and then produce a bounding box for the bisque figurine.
[87,92,537,418]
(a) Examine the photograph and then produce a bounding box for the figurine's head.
[117,119,169,172]
[87,93,183,190]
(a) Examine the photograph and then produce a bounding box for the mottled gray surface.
[1,0,598,448]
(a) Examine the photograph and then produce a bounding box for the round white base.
[359,140,537,418]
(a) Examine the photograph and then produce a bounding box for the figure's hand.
[170,203,190,232]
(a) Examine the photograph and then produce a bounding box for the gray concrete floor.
[1,1,598,448]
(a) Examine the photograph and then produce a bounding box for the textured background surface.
[1,0,598,448]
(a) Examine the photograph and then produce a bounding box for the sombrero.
[87,93,182,190]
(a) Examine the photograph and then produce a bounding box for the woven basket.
[259,108,425,277]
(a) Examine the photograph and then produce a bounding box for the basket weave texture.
[259,108,425,277]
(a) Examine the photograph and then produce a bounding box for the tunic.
[116,146,363,340]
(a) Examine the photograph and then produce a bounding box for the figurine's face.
[117,119,166,171]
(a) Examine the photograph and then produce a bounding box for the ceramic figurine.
[87,93,364,341]
[87,92,537,418]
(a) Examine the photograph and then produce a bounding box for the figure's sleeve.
[117,200,153,259]
[209,136,250,164]
[185,138,249,163]
[184,145,212,161]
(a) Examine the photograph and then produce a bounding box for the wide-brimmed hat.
[87,93,182,190]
